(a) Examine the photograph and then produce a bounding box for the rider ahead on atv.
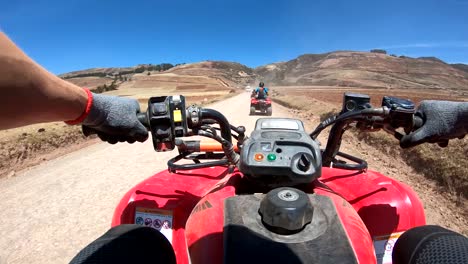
[252,82,269,99]
[250,82,272,115]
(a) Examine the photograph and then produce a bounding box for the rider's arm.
[0,32,88,129]
[0,32,148,143]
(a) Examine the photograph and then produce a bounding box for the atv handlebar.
[83,93,427,172]
[319,107,424,167]
[83,96,237,152]
[414,116,423,130]
[144,94,423,171]
[137,113,148,128]
[314,94,424,168]
[310,107,423,139]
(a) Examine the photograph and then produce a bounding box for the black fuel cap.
[259,187,313,235]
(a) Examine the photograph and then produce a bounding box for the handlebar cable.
[310,108,388,139]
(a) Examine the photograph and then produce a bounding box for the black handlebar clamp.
[148,95,188,152]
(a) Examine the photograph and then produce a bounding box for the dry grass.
[272,86,467,105]
[66,76,114,89]
[356,132,468,199]
[0,123,88,177]
[271,87,468,198]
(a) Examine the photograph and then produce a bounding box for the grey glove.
[400,100,468,148]
[82,93,148,144]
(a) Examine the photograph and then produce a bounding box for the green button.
[267,154,276,161]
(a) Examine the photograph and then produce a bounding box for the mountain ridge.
[60,51,468,91]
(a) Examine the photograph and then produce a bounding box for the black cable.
[213,124,244,135]
[331,151,368,171]
[207,125,241,140]
[200,125,218,138]
[200,109,232,142]
[198,130,224,144]
[168,158,229,171]
[167,151,230,171]
[310,108,386,139]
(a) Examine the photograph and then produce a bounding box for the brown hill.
[59,67,135,79]
[166,61,255,87]
[451,63,468,74]
[64,76,114,90]
[59,67,135,89]
[60,61,255,90]
[255,51,468,90]
[120,72,231,92]
[58,52,468,91]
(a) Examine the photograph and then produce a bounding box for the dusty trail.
[0,92,290,263]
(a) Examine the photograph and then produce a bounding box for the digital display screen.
[261,120,299,130]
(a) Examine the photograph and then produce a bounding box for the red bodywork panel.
[319,167,426,236]
[251,98,272,105]
[112,166,425,264]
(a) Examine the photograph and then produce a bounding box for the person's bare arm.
[0,32,148,143]
[0,32,87,129]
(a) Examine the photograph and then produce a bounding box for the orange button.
[254,153,264,162]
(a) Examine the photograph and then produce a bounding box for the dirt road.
[0,92,289,263]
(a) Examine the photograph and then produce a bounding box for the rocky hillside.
[59,67,135,79]
[451,63,468,74]
[60,61,255,89]
[59,52,468,91]
[255,52,468,90]
[59,63,175,79]
[166,61,256,87]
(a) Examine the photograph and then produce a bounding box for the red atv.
[111,93,427,264]
[250,91,272,116]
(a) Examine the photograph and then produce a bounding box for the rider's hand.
[82,93,148,144]
[400,100,468,148]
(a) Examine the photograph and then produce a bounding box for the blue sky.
[1,0,467,74]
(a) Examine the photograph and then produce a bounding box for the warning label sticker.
[373,232,403,264]
[135,207,173,243]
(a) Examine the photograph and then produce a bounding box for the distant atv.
[250,92,272,116]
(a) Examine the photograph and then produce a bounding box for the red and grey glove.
[66,89,148,144]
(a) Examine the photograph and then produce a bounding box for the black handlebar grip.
[413,116,423,130]
[82,126,98,137]
[82,112,149,137]
[137,112,149,128]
